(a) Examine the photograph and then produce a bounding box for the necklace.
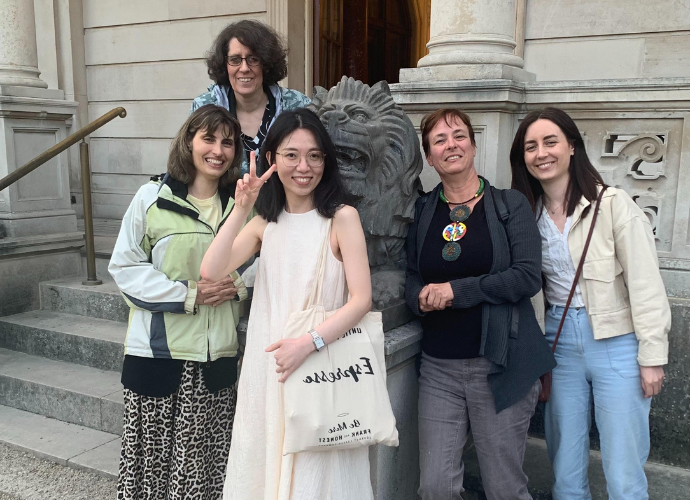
[544,197,564,215]
[439,178,485,261]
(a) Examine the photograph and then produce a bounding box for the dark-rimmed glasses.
[226,55,261,67]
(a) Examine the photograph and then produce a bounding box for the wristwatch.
[309,329,325,351]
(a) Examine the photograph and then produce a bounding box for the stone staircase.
[0,274,129,477]
[0,277,127,478]
[0,218,127,478]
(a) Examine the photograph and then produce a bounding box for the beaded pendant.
[438,178,485,262]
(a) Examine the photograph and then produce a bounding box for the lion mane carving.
[308,77,423,309]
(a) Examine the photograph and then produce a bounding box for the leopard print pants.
[117,361,237,500]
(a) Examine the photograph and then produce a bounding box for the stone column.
[400,0,533,82]
[0,0,48,88]
[393,0,532,189]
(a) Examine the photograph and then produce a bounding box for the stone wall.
[523,0,690,81]
[80,1,267,219]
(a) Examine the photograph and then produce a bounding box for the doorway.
[315,0,426,89]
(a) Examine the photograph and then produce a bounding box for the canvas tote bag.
[281,220,399,454]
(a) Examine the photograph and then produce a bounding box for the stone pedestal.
[0,85,79,237]
[0,84,83,316]
[0,2,84,316]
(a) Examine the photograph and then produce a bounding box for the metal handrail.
[0,107,127,285]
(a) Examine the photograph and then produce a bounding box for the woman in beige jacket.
[510,107,671,500]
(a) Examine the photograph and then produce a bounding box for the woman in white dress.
[201,108,374,500]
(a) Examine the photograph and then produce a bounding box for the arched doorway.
[315,0,426,89]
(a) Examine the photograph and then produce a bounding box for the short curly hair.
[206,20,288,87]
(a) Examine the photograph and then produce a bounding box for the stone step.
[462,437,690,499]
[0,348,123,435]
[0,404,119,479]
[0,310,125,371]
[40,277,128,323]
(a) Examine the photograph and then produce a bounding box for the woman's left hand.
[266,334,316,383]
[419,283,454,312]
[640,365,665,398]
[198,277,237,306]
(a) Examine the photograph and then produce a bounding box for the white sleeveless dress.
[223,209,373,500]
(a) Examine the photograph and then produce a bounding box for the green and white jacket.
[109,174,248,362]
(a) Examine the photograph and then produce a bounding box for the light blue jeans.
[544,305,651,500]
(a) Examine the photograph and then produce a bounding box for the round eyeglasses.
[226,55,261,67]
[275,151,325,168]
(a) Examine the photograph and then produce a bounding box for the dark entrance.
[315,0,413,89]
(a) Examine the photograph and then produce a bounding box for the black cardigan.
[405,178,556,412]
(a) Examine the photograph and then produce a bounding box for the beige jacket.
[541,186,671,367]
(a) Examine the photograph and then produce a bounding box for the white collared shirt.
[537,204,585,308]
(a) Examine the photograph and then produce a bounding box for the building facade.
[1,0,689,476]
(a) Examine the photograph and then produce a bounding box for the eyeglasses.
[275,151,325,168]
[226,55,261,67]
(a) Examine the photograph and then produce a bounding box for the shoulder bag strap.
[305,218,333,309]
[551,187,607,353]
[491,186,510,225]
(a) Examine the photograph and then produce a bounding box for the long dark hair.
[510,107,604,216]
[255,108,347,222]
[206,20,288,87]
[168,105,242,188]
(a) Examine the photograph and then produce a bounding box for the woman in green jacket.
[109,104,249,500]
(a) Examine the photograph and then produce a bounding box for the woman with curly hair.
[192,19,311,175]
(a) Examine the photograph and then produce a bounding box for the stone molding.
[0,85,77,118]
[0,231,84,258]
[418,34,523,68]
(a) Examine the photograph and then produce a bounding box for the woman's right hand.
[234,152,277,210]
[419,283,454,312]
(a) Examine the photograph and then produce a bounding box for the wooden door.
[315,0,413,88]
[367,0,412,84]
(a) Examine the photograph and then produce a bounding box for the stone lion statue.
[308,77,423,309]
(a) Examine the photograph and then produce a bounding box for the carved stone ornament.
[631,191,662,241]
[308,77,423,309]
[600,132,669,242]
[602,133,668,180]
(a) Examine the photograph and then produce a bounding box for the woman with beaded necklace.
[405,108,555,500]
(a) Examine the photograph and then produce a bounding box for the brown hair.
[420,108,476,156]
[167,105,242,188]
[510,107,604,216]
[206,20,288,87]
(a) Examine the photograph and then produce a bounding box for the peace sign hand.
[234,152,277,210]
